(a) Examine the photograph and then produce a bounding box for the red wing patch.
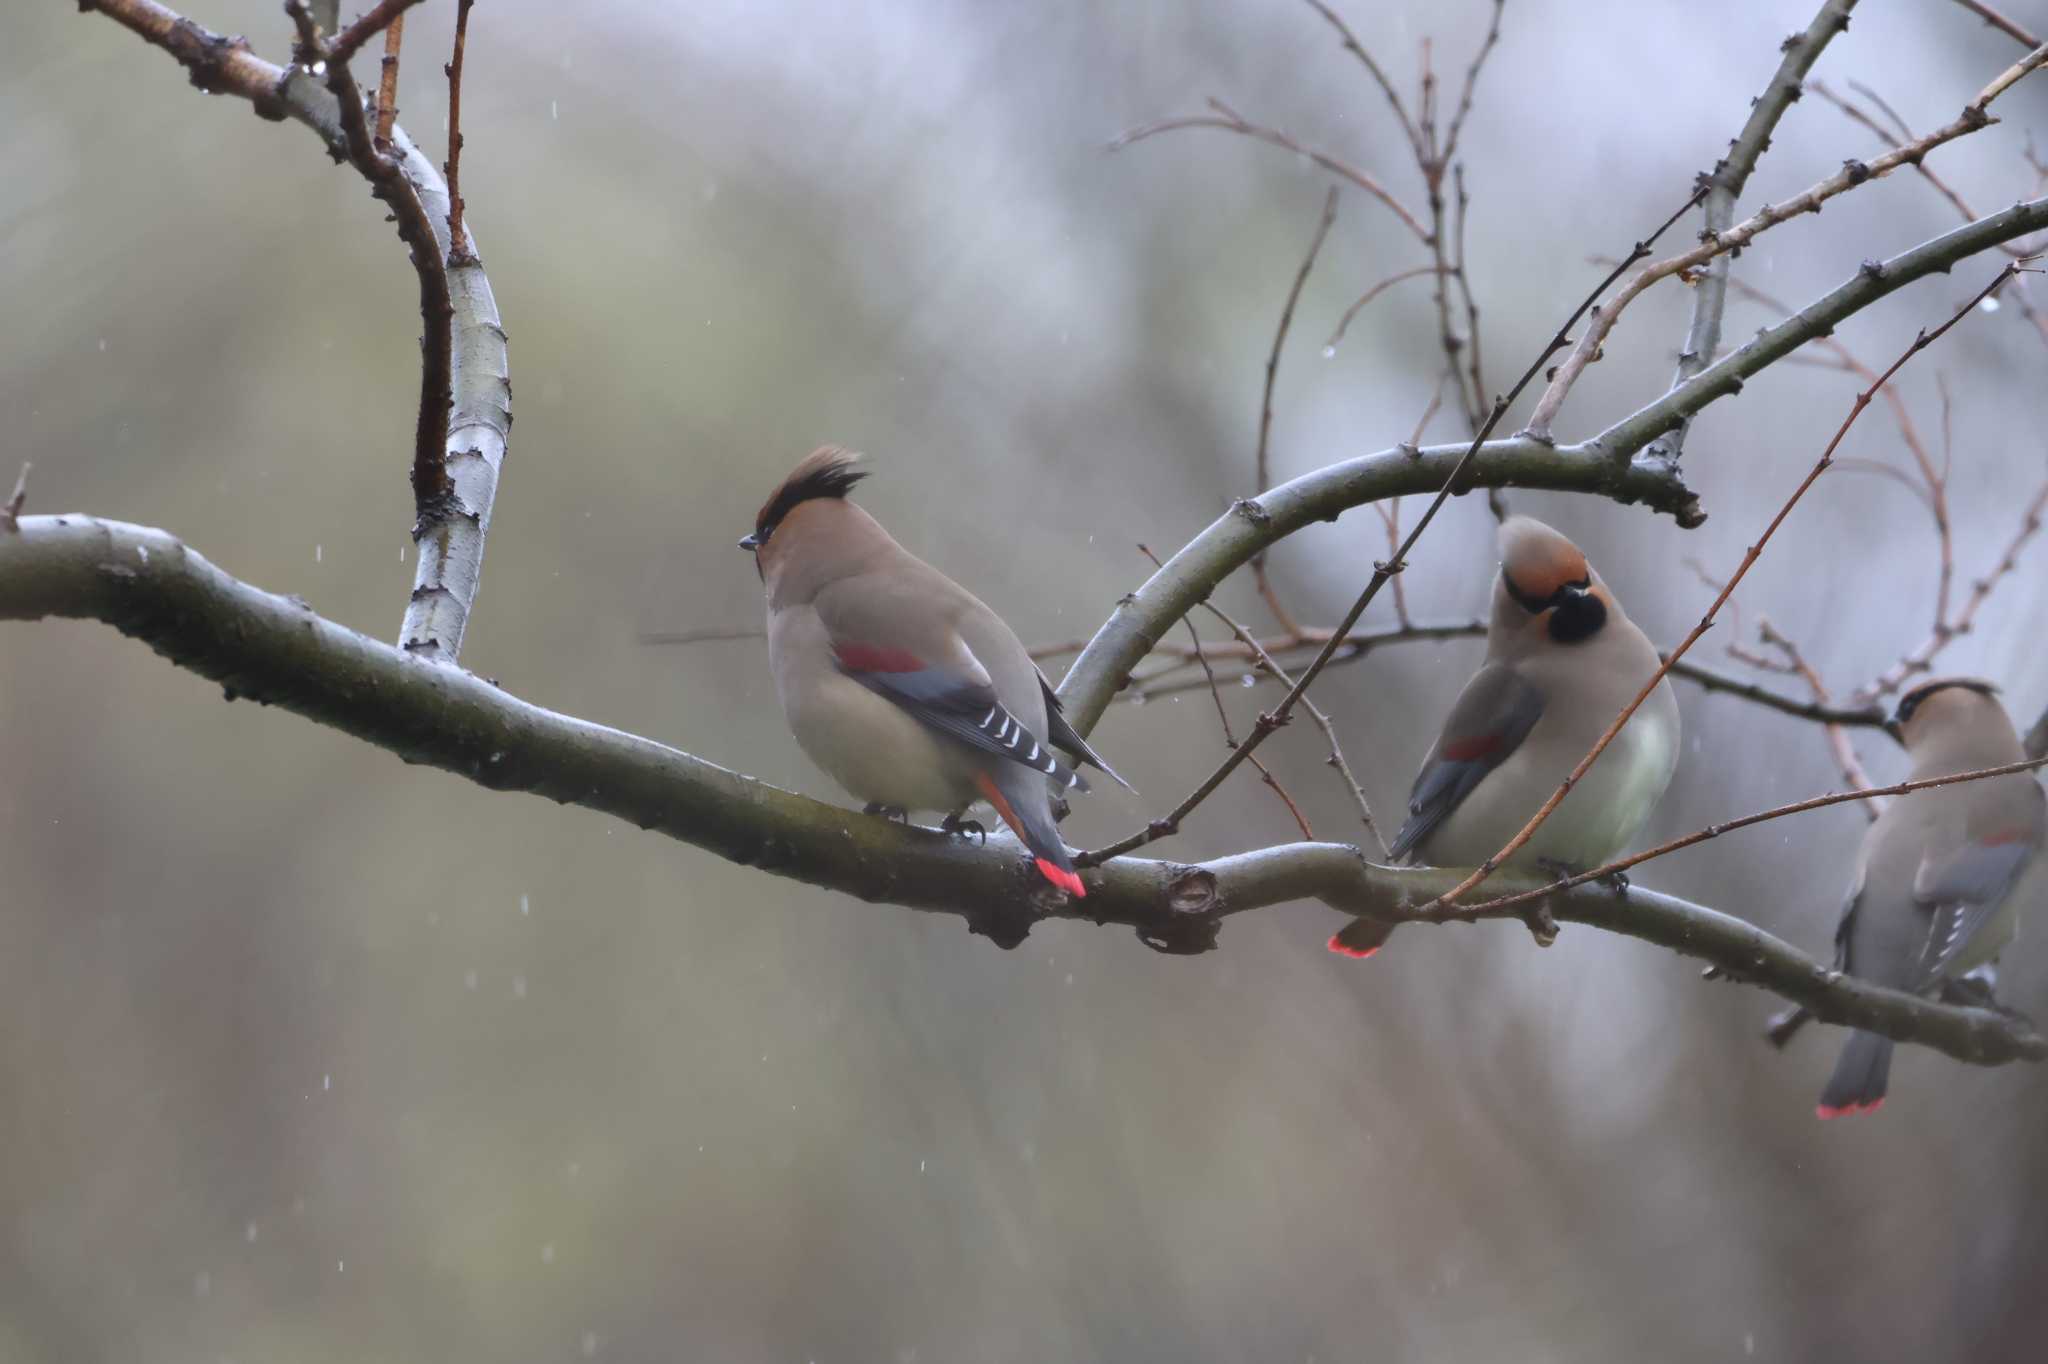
[833,642,926,673]
[1442,733,1504,762]
[1815,1098,1885,1120]
[1982,828,2033,847]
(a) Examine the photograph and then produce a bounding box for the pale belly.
[784,670,980,814]
[1421,682,1679,872]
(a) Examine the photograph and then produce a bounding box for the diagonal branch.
[3,513,2040,1066]
[1639,0,1858,469]
[1526,35,2048,440]
[1110,98,1428,241]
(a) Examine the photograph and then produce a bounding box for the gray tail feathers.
[978,762,1085,896]
[1818,1031,1893,1119]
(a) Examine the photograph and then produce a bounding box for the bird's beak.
[738,532,759,551]
[1883,717,1905,747]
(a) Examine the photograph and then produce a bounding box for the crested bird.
[741,446,1126,898]
[1331,515,1681,957]
[1817,678,2044,1118]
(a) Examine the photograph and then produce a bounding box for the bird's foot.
[1599,867,1631,895]
[1519,903,1559,948]
[862,803,909,823]
[940,812,987,846]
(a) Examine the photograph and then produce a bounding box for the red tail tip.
[1035,858,1086,898]
[1815,1098,1885,1121]
[1326,932,1379,960]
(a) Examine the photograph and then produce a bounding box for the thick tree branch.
[3,514,2039,1066]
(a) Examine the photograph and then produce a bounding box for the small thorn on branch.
[0,462,30,533]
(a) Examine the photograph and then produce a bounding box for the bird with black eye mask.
[1331,516,1680,958]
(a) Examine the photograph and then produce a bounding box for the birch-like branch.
[80,0,511,664]
[1,514,2039,1067]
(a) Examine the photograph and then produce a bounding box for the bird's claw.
[941,813,987,845]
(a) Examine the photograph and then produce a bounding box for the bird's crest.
[755,446,869,542]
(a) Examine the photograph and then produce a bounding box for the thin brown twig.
[1437,753,2048,923]
[1302,0,1426,165]
[1077,185,1707,867]
[286,0,456,515]
[1809,80,1984,229]
[1428,261,2026,911]
[1859,477,2048,701]
[1141,544,1389,856]
[330,0,427,65]
[1322,266,1439,354]
[1440,0,1505,168]
[444,0,476,262]
[1250,187,1340,633]
[372,11,403,149]
[1757,618,1883,817]
[1109,98,1428,241]
[1379,376,1447,626]
[1139,546,1314,842]
[1524,41,2048,438]
[1951,0,2042,49]
[1452,162,1490,439]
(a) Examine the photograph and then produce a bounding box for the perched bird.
[1817,678,2044,1119]
[1330,516,1680,957]
[741,446,1126,897]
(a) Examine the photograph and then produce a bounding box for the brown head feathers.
[1894,677,1999,727]
[752,446,869,545]
[1498,516,1592,603]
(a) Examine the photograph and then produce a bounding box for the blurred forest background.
[6,1,2048,1359]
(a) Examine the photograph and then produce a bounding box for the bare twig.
[1758,618,1882,816]
[444,0,476,262]
[1141,544,1387,856]
[1440,753,2048,923]
[372,10,403,149]
[1322,266,1438,354]
[1250,187,1340,632]
[1440,0,1505,168]
[1139,546,1314,842]
[330,0,428,66]
[1077,186,1707,866]
[1809,80,1984,229]
[1638,0,1858,469]
[1526,34,2046,440]
[287,1,456,519]
[1431,262,2023,911]
[0,464,28,533]
[1859,479,2048,701]
[1302,0,1426,165]
[1952,0,2042,49]
[1110,98,1428,241]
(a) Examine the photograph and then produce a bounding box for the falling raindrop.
[1981,296,2002,314]
[322,1073,331,1091]
[520,894,530,915]
[464,969,479,991]
[315,544,323,563]
[1321,345,1337,359]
